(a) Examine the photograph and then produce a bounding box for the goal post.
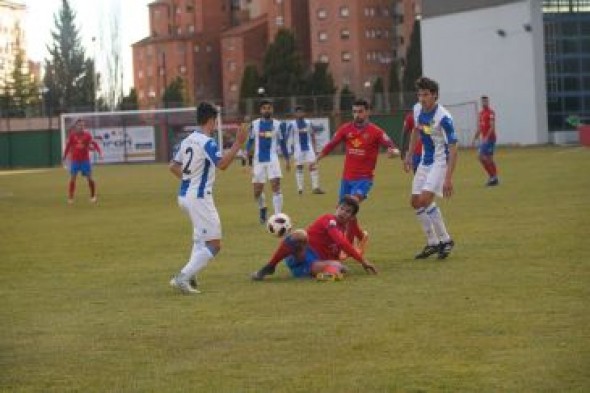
[60,107,231,164]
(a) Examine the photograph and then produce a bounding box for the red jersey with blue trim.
[404,112,422,156]
[321,122,394,180]
[306,214,363,263]
[63,131,102,162]
[479,107,496,142]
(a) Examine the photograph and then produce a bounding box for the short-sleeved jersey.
[306,214,363,263]
[172,129,221,198]
[249,118,285,163]
[403,112,422,156]
[413,103,458,166]
[479,107,496,142]
[288,118,315,154]
[64,131,101,162]
[321,122,394,181]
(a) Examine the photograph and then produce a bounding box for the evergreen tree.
[162,77,186,108]
[371,77,384,111]
[304,62,336,113]
[402,20,422,106]
[261,29,304,98]
[8,25,39,117]
[239,64,262,114]
[44,0,94,112]
[339,85,355,112]
[388,62,402,111]
[119,88,138,111]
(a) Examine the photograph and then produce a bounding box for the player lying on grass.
[251,196,378,281]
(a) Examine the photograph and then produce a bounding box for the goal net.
[444,100,478,147]
[60,107,241,164]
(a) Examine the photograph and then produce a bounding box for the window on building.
[138,70,144,79]
[318,31,328,41]
[194,45,200,52]
[341,29,350,39]
[230,83,238,92]
[206,44,212,52]
[276,16,284,26]
[179,65,186,74]
[188,25,195,33]
[342,51,352,62]
[317,8,327,19]
[340,6,349,17]
[319,54,329,63]
[228,61,236,71]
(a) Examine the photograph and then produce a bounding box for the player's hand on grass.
[361,260,378,274]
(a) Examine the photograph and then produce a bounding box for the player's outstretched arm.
[218,126,248,170]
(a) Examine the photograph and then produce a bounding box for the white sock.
[256,193,266,209]
[296,168,304,191]
[310,169,320,189]
[426,203,451,242]
[272,192,283,214]
[416,207,439,245]
[180,242,214,280]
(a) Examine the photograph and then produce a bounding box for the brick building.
[132,0,418,112]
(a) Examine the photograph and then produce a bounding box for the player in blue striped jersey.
[168,102,247,294]
[246,100,291,223]
[404,77,458,260]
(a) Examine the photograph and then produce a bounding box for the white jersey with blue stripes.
[172,129,221,198]
[288,118,314,154]
[249,118,284,164]
[413,103,458,166]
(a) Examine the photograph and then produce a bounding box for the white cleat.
[90,196,97,203]
[67,198,74,205]
[169,276,201,294]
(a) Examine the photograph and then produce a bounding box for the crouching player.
[251,196,378,281]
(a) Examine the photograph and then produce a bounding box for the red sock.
[488,160,497,177]
[268,237,296,267]
[346,217,363,244]
[68,180,76,198]
[88,179,96,197]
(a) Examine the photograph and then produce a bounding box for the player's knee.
[205,241,221,256]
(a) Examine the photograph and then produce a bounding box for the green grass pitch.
[1,146,589,392]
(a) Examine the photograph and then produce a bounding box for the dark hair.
[481,95,489,99]
[259,99,273,108]
[353,98,370,110]
[415,77,439,95]
[294,105,304,112]
[340,195,360,216]
[196,102,218,125]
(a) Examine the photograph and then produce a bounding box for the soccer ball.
[266,213,292,237]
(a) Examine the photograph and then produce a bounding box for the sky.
[25,0,151,92]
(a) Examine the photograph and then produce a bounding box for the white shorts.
[252,160,282,183]
[178,195,221,242]
[293,149,316,166]
[412,162,447,197]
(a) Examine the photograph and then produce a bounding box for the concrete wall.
[421,0,548,145]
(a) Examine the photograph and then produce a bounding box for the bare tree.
[98,1,122,110]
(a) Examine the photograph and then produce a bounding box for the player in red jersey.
[472,95,499,186]
[316,98,399,259]
[62,118,103,204]
[400,111,422,173]
[251,196,377,281]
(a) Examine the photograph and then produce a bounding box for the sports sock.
[310,168,320,189]
[257,193,266,209]
[488,160,497,178]
[416,207,439,245]
[272,192,283,214]
[296,168,304,191]
[88,179,96,197]
[268,236,297,267]
[180,242,214,280]
[426,203,451,243]
[68,180,76,198]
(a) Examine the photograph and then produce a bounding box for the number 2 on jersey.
[183,147,194,174]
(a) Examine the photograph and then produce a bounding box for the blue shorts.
[412,153,421,173]
[70,160,92,176]
[479,141,496,156]
[285,247,320,278]
[339,179,373,202]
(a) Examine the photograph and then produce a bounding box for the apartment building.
[0,0,26,92]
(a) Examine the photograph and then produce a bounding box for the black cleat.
[251,264,276,281]
[486,177,499,187]
[437,240,455,259]
[189,277,198,290]
[312,188,326,194]
[415,244,441,259]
